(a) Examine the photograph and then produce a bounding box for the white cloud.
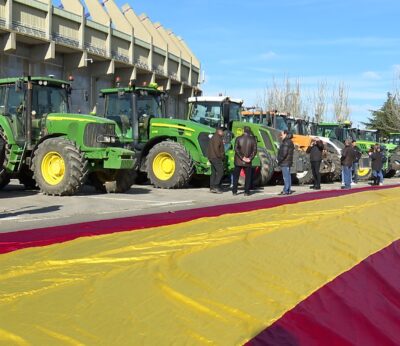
[258,51,278,60]
[362,71,381,80]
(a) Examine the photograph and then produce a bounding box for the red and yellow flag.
[1,186,400,345]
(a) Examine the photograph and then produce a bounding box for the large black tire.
[253,148,275,186]
[0,128,11,189]
[384,169,396,178]
[294,150,313,185]
[322,152,341,182]
[32,138,88,196]
[18,165,38,189]
[146,141,194,189]
[89,169,136,193]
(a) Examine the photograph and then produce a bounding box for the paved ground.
[1,178,399,233]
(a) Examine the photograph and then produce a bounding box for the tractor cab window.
[6,86,26,140]
[137,95,162,119]
[32,85,69,118]
[228,103,241,122]
[105,93,132,119]
[189,102,222,127]
[274,115,289,132]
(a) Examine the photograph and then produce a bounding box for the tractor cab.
[101,82,167,144]
[187,96,242,130]
[0,77,71,147]
[388,133,400,146]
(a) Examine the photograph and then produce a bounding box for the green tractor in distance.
[388,132,400,146]
[187,96,310,185]
[355,129,400,178]
[0,76,136,195]
[99,83,215,188]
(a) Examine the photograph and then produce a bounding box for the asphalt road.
[1,178,399,233]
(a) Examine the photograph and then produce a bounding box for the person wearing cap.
[341,138,356,189]
[277,130,295,195]
[306,137,324,190]
[232,126,257,196]
[207,126,225,193]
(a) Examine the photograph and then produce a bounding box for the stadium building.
[0,0,201,116]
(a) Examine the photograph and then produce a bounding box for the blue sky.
[112,0,400,126]
[58,1,400,125]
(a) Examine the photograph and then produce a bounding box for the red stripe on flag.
[0,185,397,255]
[247,240,400,346]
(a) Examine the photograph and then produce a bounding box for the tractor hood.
[46,113,115,125]
[150,118,215,135]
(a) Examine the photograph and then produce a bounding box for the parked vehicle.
[0,76,136,195]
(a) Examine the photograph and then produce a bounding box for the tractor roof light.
[68,75,74,82]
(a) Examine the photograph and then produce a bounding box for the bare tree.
[313,80,327,123]
[332,82,350,121]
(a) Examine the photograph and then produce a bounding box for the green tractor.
[315,121,372,181]
[0,76,136,195]
[388,132,400,146]
[99,83,215,188]
[187,96,310,185]
[355,129,400,178]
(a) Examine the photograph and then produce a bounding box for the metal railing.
[84,42,107,57]
[52,32,80,48]
[111,50,129,63]
[134,59,148,70]
[12,20,46,39]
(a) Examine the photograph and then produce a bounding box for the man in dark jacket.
[351,140,362,184]
[341,138,356,189]
[277,130,295,195]
[232,126,257,196]
[306,137,324,190]
[370,144,384,185]
[207,126,225,193]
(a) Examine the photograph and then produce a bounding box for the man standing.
[351,140,361,184]
[232,126,257,196]
[341,138,356,189]
[277,130,295,195]
[306,137,324,190]
[207,126,225,193]
[370,144,384,186]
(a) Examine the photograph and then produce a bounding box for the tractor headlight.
[97,135,116,143]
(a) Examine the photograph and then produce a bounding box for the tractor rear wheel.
[33,138,88,196]
[89,169,136,193]
[146,141,194,189]
[294,150,313,185]
[0,129,11,190]
[253,148,275,186]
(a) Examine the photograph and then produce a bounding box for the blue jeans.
[342,166,352,188]
[281,166,291,193]
[372,170,383,183]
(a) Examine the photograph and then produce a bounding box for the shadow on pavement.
[0,205,62,219]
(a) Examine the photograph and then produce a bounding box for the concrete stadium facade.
[0,0,201,117]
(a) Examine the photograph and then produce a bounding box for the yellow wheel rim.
[41,151,65,185]
[357,167,371,177]
[153,152,175,181]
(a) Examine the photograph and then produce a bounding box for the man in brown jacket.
[232,126,257,196]
[207,126,225,193]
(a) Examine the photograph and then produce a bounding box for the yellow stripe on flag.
[1,188,400,345]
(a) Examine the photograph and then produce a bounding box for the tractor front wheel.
[33,138,88,196]
[146,141,194,189]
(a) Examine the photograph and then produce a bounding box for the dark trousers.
[311,160,321,188]
[232,165,252,194]
[209,158,224,189]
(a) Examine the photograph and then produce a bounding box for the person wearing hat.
[207,126,225,193]
[232,126,257,196]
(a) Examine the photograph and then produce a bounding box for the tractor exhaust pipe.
[131,92,139,146]
[26,76,33,149]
